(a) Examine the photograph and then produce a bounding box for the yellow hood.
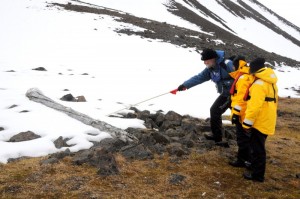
[254,67,277,84]
[229,60,249,79]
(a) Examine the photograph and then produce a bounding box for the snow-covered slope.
[87,0,300,61]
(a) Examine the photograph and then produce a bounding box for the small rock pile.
[38,108,236,176]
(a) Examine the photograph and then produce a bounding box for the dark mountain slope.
[168,0,300,50]
[238,0,300,47]
[52,1,300,67]
[252,0,300,32]
[178,0,235,33]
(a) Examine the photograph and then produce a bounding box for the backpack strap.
[243,77,257,101]
[219,61,234,81]
[244,79,277,103]
[219,61,229,71]
[266,84,277,103]
[230,72,244,95]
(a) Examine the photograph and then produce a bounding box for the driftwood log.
[26,88,138,143]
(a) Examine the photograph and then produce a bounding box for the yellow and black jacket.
[242,67,278,135]
[229,60,254,123]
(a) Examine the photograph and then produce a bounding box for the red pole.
[107,88,180,116]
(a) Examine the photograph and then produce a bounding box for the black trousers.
[210,94,230,141]
[250,128,268,179]
[236,122,251,162]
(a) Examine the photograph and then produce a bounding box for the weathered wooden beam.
[26,88,138,143]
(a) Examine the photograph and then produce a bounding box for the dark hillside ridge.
[52,1,300,67]
[250,0,300,32]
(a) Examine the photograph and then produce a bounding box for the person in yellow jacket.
[228,56,255,168]
[242,57,278,182]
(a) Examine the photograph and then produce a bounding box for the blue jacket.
[182,50,234,96]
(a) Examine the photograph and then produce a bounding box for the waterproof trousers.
[210,94,230,142]
[236,122,251,162]
[250,128,268,180]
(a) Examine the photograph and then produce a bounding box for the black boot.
[204,132,222,142]
[243,172,264,182]
[215,141,229,148]
[244,161,252,170]
[229,159,246,167]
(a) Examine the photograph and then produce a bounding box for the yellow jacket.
[229,60,255,123]
[242,67,278,135]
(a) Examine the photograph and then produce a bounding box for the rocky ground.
[6,107,237,176]
[0,99,299,198]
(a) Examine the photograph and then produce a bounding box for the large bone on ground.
[26,88,138,143]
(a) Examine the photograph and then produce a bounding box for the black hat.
[201,48,218,61]
[249,58,265,73]
[232,55,246,70]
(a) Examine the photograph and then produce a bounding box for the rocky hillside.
[51,1,300,67]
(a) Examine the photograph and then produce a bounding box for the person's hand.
[231,114,239,124]
[177,84,186,91]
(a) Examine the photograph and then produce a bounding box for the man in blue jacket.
[177,48,234,143]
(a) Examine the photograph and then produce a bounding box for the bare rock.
[53,136,72,149]
[76,95,86,102]
[32,67,47,71]
[9,131,41,142]
[169,173,186,184]
[60,93,76,101]
[121,143,154,160]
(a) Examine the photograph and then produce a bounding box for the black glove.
[243,128,252,137]
[231,114,240,124]
[177,84,186,91]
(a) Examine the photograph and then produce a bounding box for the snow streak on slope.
[77,0,300,61]
[252,1,300,41]
[72,0,202,32]
[172,0,300,61]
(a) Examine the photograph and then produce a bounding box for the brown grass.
[0,97,299,198]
